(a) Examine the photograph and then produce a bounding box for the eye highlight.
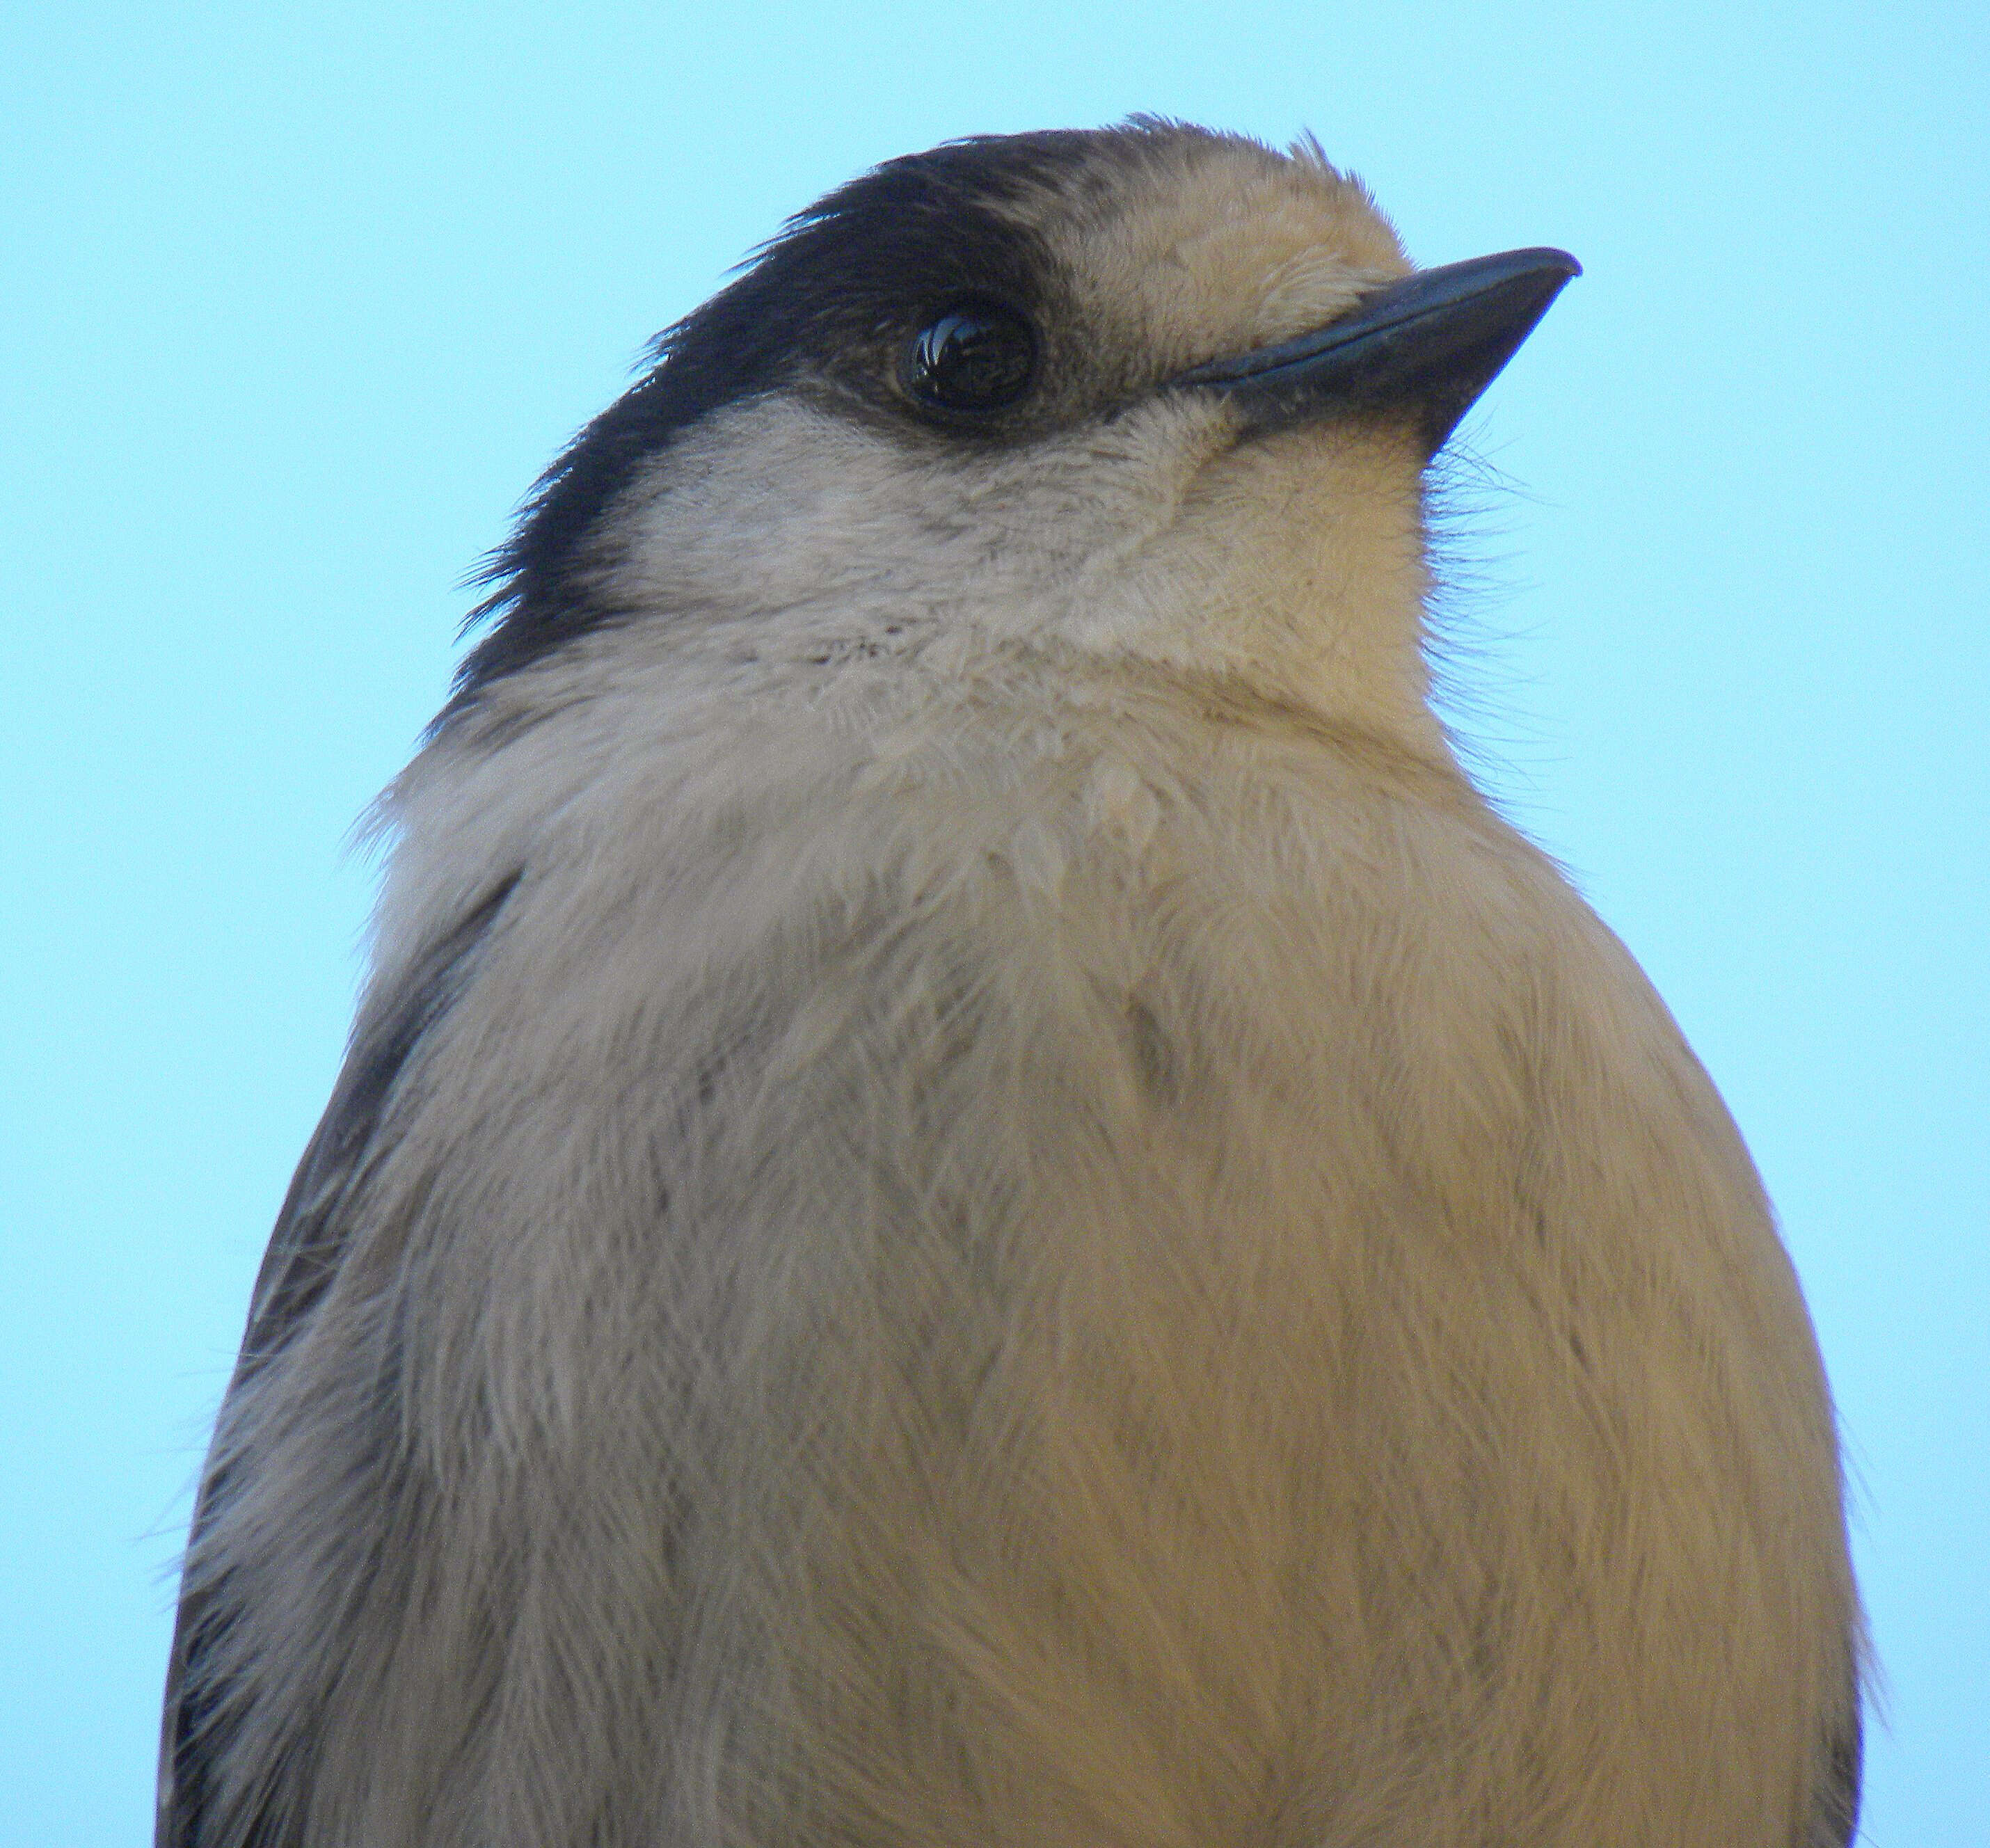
[902,299,1038,416]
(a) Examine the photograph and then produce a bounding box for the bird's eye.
[902,300,1038,415]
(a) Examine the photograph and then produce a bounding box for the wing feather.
[157,874,520,1848]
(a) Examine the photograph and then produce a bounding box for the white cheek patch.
[595,392,1236,660]
[606,400,931,621]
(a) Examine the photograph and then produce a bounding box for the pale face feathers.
[1029,131,1406,374]
[452,123,1437,754]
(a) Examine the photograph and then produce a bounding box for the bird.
[159,120,1864,1848]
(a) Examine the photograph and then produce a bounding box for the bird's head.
[452,122,1574,756]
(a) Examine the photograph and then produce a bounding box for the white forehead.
[1018,134,1411,373]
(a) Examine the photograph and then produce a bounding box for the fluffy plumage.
[161,120,1862,1848]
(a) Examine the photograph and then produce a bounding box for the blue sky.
[3,3,1984,1841]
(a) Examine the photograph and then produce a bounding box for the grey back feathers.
[161,120,1863,1848]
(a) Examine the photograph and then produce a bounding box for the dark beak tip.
[1168,241,1582,456]
[1486,246,1583,303]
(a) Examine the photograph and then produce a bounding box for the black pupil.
[907,305,1035,413]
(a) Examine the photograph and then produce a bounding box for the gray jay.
[160,121,1863,1848]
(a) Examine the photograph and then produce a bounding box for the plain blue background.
[3,3,1983,1841]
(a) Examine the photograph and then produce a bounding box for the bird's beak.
[1171,247,1579,457]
